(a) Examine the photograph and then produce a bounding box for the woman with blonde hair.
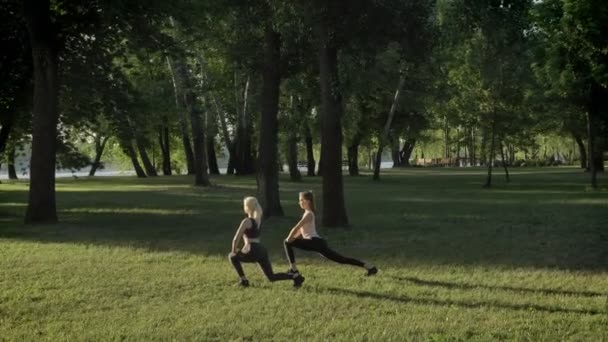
[284,191,377,276]
[229,196,305,287]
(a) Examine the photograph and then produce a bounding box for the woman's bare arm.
[285,212,312,242]
[231,219,251,253]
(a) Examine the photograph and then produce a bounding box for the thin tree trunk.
[483,113,497,188]
[0,111,15,156]
[204,102,220,175]
[317,156,323,177]
[234,71,255,175]
[587,83,601,188]
[373,76,406,181]
[257,24,284,217]
[166,56,195,175]
[227,142,237,175]
[158,120,172,176]
[304,126,315,176]
[500,139,510,183]
[572,132,587,169]
[286,136,301,181]
[211,95,234,174]
[171,53,210,186]
[89,135,109,176]
[187,95,210,186]
[347,142,360,176]
[480,128,488,166]
[391,135,400,168]
[587,110,598,187]
[124,140,146,178]
[444,115,450,160]
[8,146,18,180]
[207,135,219,175]
[24,0,58,224]
[399,138,416,167]
[136,137,157,177]
[470,126,476,167]
[319,20,348,227]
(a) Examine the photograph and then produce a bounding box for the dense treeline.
[0,0,606,224]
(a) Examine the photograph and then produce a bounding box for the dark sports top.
[244,218,261,239]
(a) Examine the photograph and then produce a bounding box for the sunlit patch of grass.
[61,208,197,215]
[1,168,607,340]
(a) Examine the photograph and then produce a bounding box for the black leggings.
[284,237,365,268]
[229,243,292,281]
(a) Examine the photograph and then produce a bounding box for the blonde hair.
[243,196,263,226]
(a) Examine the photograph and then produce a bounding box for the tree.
[23,0,60,223]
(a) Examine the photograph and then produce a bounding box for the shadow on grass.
[1,171,607,272]
[320,287,605,316]
[392,276,607,298]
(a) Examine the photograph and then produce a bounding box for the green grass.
[1,167,607,341]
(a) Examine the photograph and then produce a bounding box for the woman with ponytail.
[283,191,378,276]
[229,196,305,287]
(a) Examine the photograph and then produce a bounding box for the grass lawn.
[1,167,607,341]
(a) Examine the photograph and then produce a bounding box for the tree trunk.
[204,101,220,175]
[89,135,109,176]
[158,120,172,176]
[587,111,597,188]
[572,132,587,169]
[0,110,15,156]
[347,142,359,176]
[304,126,315,176]
[172,53,210,186]
[257,24,284,217]
[391,135,400,167]
[211,95,234,175]
[480,128,488,166]
[136,137,158,177]
[373,76,406,181]
[587,83,600,188]
[319,20,348,227]
[286,136,301,181]
[227,141,237,175]
[166,56,195,175]
[483,113,497,188]
[8,146,18,180]
[186,94,210,186]
[317,156,323,177]
[399,138,416,167]
[500,139,510,183]
[123,140,146,178]
[24,0,58,224]
[234,72,255,176]
[470,126,476,167]
[207,135,220,175]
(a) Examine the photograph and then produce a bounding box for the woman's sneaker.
[293,274,305,288]
[366,266,378,276]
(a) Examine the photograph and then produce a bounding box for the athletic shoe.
[366,266,378,276]
[239,279,250,287]
[287,268,299,275]
[293,274,305,288]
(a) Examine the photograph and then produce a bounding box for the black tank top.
[244,218,261,239]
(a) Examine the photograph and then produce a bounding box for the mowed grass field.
[1,167,607,341]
